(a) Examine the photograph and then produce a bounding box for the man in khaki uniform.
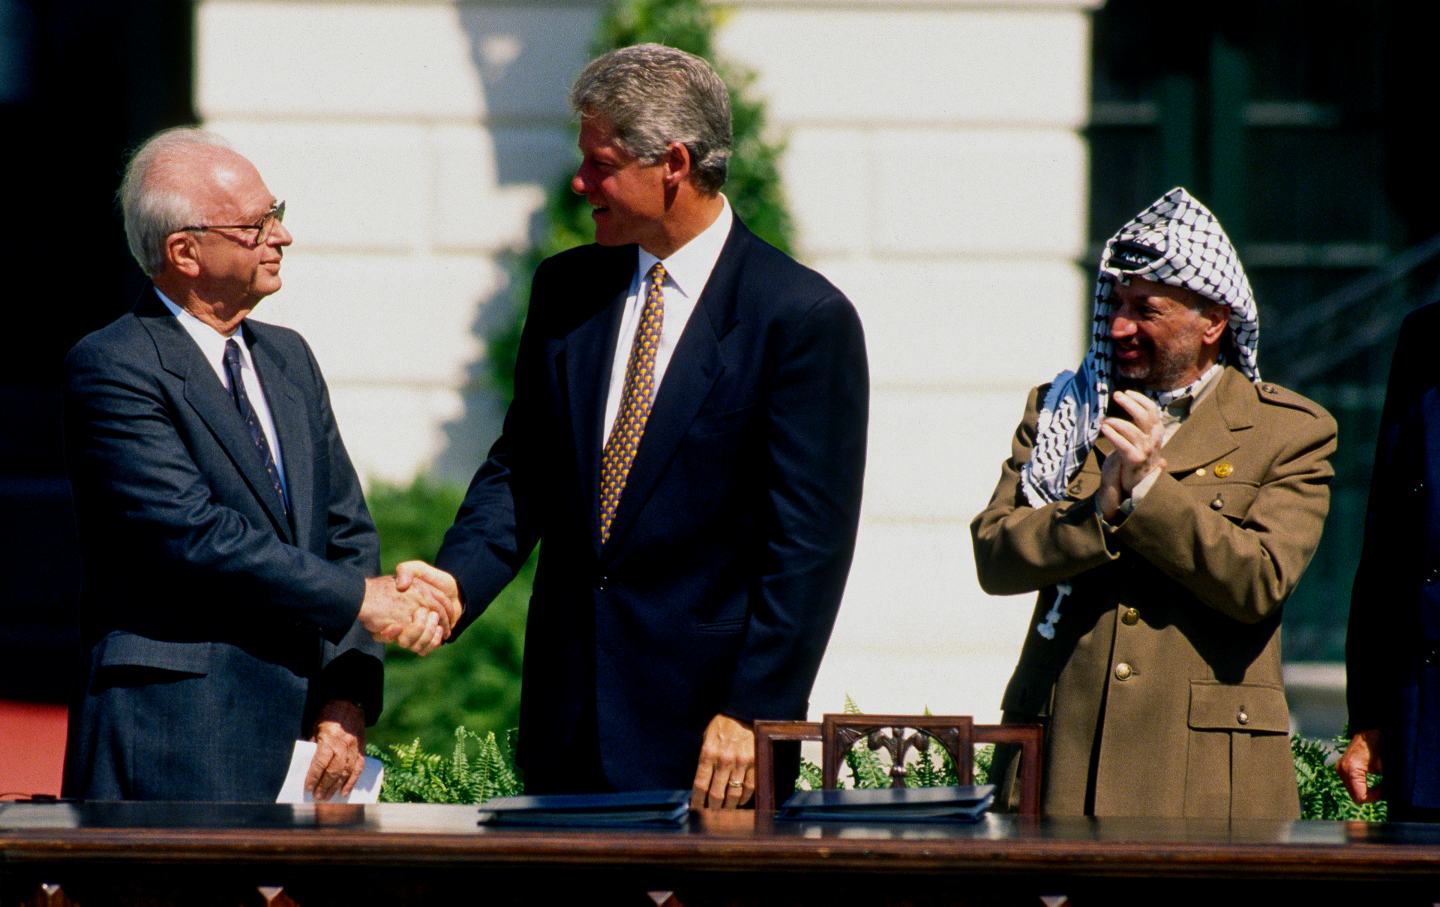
[972,187,1336,818]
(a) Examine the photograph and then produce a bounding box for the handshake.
[357,561,463,656]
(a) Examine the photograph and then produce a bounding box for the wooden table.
[3,800,1440,905]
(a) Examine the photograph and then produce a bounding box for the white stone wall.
[196,0,1097,724]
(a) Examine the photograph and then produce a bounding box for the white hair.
[119,127,233,277]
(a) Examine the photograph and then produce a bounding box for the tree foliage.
[366,477,529,752]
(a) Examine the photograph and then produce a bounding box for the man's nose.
[571,169,589,196]
[1110,312,1137,338]
[268,220,294,246]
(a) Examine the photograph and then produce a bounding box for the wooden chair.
[973,723,1044,819]
[752,720,821,813]
[753,714,1044,817]
[821,714,975,791]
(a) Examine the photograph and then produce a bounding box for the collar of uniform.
[636,194,734,300]
[154,287,254,383]
[1161,360,1226,426]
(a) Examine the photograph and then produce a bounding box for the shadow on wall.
[429,6,595,483]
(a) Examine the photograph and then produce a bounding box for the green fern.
[1292,733,1386,822]
[371,726,522,804]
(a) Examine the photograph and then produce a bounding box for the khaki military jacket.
[971,367,1337,818]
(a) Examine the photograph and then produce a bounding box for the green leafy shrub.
[366,477,530,752]
[370,727,522,804]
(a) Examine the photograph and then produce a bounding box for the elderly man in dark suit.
[62,128,459,802]
[405,44,868,808]
[1341,301,1440,819]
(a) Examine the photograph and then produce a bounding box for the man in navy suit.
[62,128,458,802]
[1341,301,1440,819]
[411,44,868,807]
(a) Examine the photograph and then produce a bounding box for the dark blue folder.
[776,785,995,823]
[477,789,691,829]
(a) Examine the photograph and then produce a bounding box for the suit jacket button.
[597,575,609,591]
[1113,662,1133,681]
[1428,568,1440,585]
[1121,607,1140,626]
[1237,709,1250,726]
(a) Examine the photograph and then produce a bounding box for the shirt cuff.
[1119,466,1164,516]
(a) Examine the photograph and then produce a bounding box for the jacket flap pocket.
[1187,680,1288,733]
[1189,481,1259,519]
[97,631,212,676]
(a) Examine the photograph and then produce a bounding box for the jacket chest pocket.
[1183,480,1259,522]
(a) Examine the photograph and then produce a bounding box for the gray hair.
[570,43,732,194]
[119,127,232,277]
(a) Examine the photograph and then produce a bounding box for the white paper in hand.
[275,739,385,804]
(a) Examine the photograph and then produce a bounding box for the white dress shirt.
[155,289,289,496]
[601,196,734,447]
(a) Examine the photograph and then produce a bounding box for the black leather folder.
[477,789,691,828]
[776,785,995,823]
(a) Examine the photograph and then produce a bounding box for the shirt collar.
[636,194,733,298]
[154,287,253,372]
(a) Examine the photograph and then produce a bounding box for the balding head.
[120,128,260,277]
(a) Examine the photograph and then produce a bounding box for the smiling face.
[570,114,670,253]
[1108,277,1229,391]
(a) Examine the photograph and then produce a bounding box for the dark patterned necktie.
[598,262,665,544]
[223,338,289,516]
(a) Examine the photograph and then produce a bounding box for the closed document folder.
[777,785,995,823]
[478,789,691,828]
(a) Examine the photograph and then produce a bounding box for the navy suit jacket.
[1348,300,1440,813]
[435,218,868,791]
[61,290,382,801]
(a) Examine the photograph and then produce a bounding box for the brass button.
[1121,607,1140,626]
[1214,462,1234,478]
[1114,662,1133,681]
[1262,383,1277,394]
[1068,483,1082,496]
[1237,709,1250,726]
[1210,496,1224,510]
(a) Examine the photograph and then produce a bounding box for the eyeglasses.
[179,200,286,245]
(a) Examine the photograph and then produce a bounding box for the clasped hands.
[358,561,462,656]
[1097,390,1167,522]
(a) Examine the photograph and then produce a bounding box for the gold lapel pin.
[1214,462,1234,478]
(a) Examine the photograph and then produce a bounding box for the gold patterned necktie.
[599,262,666,544]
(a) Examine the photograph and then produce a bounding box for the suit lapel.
[564,248,634,551]
[247,324,310,542]
[601,223,747,555]
[139,292,295,542]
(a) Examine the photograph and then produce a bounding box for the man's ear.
[166,233,202,279]
[1201,303,1230,345]
[661,141,692,189]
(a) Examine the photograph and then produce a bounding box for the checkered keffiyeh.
[1019,187,1261,507]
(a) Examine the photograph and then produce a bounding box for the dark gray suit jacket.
[61,289,382,801]
[436,219,869,792]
